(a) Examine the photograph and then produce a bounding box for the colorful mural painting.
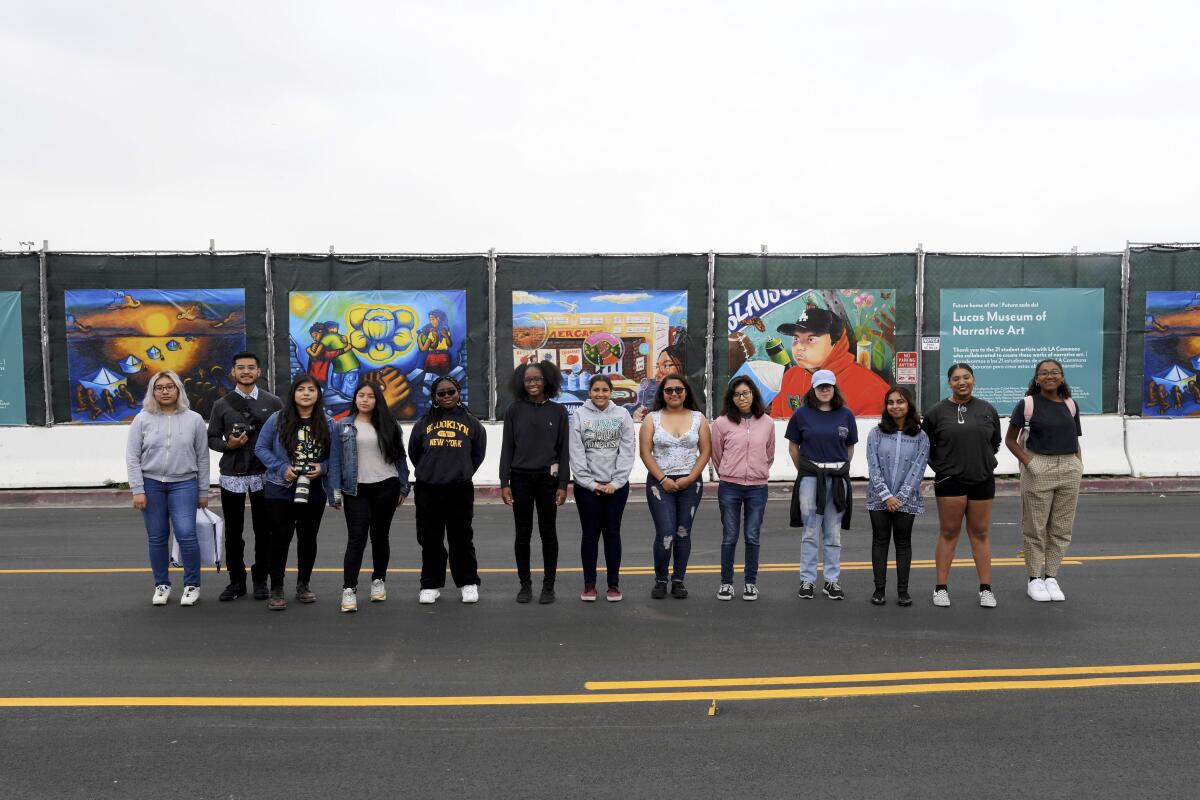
[288,290,467,419]
[728,289,896,417]
[65,289,247,422]
[1142,290,1200,416]
[512,290,687,418]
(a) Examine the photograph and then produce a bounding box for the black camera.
[231,422,247,437]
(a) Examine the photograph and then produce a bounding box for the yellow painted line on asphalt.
[0,553,1190,574]
[584,662,1200,690]
[4,673,1200,708]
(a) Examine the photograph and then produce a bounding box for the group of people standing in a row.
[126,353,1085,611]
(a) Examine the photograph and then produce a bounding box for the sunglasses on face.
[663,386,686,395]
[435,388,458,397]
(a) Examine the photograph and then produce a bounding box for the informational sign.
[289,290,467,420]
[939,288,1104,413]
[65,289,247,422]
[0,292,26,425]
[921,336,940,351]
[895,352,918,384]
[513,290,687,417]
[1142,290,1200,416]
[728,289,896,417]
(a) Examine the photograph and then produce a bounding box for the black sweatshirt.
[408,406,487,485]
[499,398,570,489]
[921,397,1001,483]
[207,388,284,476]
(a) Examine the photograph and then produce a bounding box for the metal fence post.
[488,247,497,420]
[263,249,276,394]
[38,240,52,426]
[914,243,925,411]
[1118,241,1131,416]
[705,250,716,418]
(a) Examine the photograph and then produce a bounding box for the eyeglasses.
[1037,370,1063,377]
[435,389,458,397]
[233,365,259,372]
[663,386,686,395]
[523,377,544,384]
[153,385,177,393]
[732,391,753,399]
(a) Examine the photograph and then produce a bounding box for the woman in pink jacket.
[710,377,776,601]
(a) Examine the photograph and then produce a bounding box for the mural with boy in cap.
[727,289,895,417]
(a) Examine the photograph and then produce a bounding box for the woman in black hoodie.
[408,376,487,605]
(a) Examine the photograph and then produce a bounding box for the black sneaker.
[252,581,269,600]
[670,580,688,599]
[218,581,246,602]
[797,581,815,599]
[897,591,913,607]
[823,582,845,600]
[516,581,533,604]
[870,588,886,606]
[538,582,556,604]
[651,580,668,599]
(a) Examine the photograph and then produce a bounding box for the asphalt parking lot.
[2,491,1199,799]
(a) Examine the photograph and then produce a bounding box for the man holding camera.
[207,351,283,601]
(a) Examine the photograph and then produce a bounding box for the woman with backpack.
[1004,359,1083,603]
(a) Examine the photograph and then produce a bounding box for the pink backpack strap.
[1017,396,1034,454]
[1065,398,1077,417]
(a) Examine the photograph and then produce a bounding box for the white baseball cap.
[811,369,836,387]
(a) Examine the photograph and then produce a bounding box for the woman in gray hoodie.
[567,374,637,602]
[126,370,210,607]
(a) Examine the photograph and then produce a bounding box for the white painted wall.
[0,414,1187,489]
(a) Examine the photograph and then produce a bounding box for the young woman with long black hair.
[408,375,487,605]
[865,386,929,607]
[255,375,339,611]
[330,382,411,613]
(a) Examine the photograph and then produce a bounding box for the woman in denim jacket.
[254,375,340,610]
[328,382,411,613]
[865,386,930,607]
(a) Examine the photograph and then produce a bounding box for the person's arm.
[395,424,411,496]
[764,417,776,468]
[325,421,344,491]
[785,413,803,470]
[990,405,1002,454]
[499,407,515,505]
[639,413,671,489]
[470,418,487,474]
[611,415,637,490]
[678,417,711,489]
[865,429,892,501]
[554,405,570,492]
[567,415,595,491]
[788,440,801,471]
[896,431,930,505]
[709,417,725,473]
[207,405,230,453]
[1004,421,1030,466]
[126,415,146,506]
[253,413,287,474]
[193,414,210,508]
[408,421,425,468]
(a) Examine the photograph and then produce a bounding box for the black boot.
[516,581,533,603]
[538,580,556,604]
[219,581,246,601]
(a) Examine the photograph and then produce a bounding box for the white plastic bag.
[169,508,225,571]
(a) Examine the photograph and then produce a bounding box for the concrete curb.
[1,477,1197,509]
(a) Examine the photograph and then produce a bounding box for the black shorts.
[933,474,996,501]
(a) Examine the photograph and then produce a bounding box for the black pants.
[267,497,326,589]
[415,482,480,589]
[510,469,559,584]
[342,478,401,589]
[220,486,270,584]
[574,481,628,589]
[869,509,915,591]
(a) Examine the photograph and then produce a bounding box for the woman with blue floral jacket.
[865,386,930,607]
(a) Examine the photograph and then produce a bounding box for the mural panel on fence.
[288,290,467,419]
[0,292,26,425]
[1142,290,1200,416]
[939,288,1104,414]
[65,289,246,422]
[512,290,687,417]
[727,289,896,417]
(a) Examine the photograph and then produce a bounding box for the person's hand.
[285,466,298,482]
[226,431,248,449]
[397,492,408,507]
[596,483,614,495]
[132,493,148,510]
[198,494,209,509]
[555,489,568,506]
[885,496,903,512]
[306,464,322,478]
[660,477,679,493]
[632,407,647,422]
[501,487,513,506]
[675,476,692,491]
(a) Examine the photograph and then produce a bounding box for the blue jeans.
[798,476,842,585]
[718,482,768,585]
[646,475,703,582]
[142,477,200,587]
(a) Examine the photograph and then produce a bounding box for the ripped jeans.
[646,475,704,582]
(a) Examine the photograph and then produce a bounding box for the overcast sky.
[2,1,1197,254]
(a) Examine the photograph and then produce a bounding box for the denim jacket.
[865,427,930,514]
[253,411,340,506]
[328,418,411,498]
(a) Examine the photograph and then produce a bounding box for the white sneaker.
[369,579,387,602]
[461,584,479,604]
[341,587,358,613]
[1044,577,1066,602]
[979,589,997,608]
[717,583,734,601]
[1027,578,1052,602]
[180,586,200,607]
[932,588,950,607]
[419,588,441,604]
[152,584,171,606]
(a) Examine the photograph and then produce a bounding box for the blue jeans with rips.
[142,477,201,587]
[718,481,768,585]
[646,475,704,582]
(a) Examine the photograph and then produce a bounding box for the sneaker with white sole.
[932,588,951,607]
[717,584,734,601]
[341,588,358,613]
[822,581,845,600]
[742,584,759,601]
[180,586,200,607]
[369,579,387,602]
[797,581,815,599]
[979,589,997,608]
[1027,578,1052,602]
[1043,577,1065,602]
[461,585,479,604]
[419,588,441,604]
[152,584,171,606]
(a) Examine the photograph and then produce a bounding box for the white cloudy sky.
[2,1,1197,253]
